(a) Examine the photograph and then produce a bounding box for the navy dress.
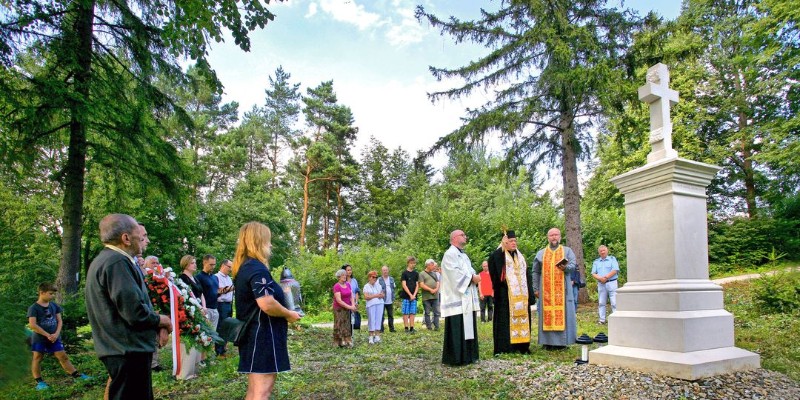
[234,258,290,373]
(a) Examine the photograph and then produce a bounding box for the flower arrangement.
[145,265,219,351]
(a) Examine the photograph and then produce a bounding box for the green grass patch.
[2,280,796,398]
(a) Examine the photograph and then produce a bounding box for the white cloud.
[305,3,318,18]
[384,4,427,46]
[316,0,383,31]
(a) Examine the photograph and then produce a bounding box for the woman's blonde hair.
[180,255,195,270]
[232,222,272,277]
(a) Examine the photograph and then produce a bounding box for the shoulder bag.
[218,307,259,346]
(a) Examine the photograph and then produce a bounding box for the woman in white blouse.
[362,271,385,344]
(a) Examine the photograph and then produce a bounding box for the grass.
[2,278,798,399]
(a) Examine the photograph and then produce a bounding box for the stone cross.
[638,63,679,163]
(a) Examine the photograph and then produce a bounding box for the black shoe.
[390,328,396,332]
[152,365,164,372]
[409,327,415,333]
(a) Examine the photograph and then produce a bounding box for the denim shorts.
[402,299,418,315]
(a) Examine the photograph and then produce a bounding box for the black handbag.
[218,307,259,346]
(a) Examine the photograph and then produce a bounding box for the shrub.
[752,270,800,314]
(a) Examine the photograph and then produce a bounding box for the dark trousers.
[381,303,394,332]
[480,295,494,322]
[216,301,233,355]
[101,352,153,400]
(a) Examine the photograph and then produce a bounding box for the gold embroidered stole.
[542,246,566,331]
[505,251,530,344]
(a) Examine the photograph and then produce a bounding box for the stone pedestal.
[589,157,760,380]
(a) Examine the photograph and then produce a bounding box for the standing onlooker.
[332,269,356,347]
[178,256,206,308]
[418,259,441,331]
[362,271,385,344]
[440,230,481,366]
[233,222,301,399]
[215,259,235,357]
[28,283,90,390]
[531,227,577,348]
[478,261,494,323]
[591,245,620,325]
[197,254,220,330]
[377,265,396,333]
[343,264,361,330]
[142,256,164,372]
[177,255,204,380]
[400,256,419,333]
[85,214,172,400]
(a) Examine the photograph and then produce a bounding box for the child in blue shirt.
[27,282,90,390]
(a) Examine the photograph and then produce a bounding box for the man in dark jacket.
[85,214,172,400]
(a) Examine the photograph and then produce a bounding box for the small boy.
[27,282,90,390]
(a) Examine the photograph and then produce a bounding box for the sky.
[206,0,682,171]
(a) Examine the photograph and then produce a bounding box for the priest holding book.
[531,227,577,349]
[488,229,534,355]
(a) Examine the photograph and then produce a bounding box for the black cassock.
[488,247,534,355]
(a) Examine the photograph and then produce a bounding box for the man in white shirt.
[214,259,234,356]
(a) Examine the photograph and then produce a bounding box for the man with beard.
[531,228,577,349]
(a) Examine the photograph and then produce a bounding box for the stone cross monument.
[589,63,760,380]
[639,63,679,163]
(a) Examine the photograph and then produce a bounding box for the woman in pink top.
[332,269,356,347]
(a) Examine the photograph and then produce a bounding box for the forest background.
[0,0,798,387]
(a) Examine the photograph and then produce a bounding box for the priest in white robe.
[440,229,481,366]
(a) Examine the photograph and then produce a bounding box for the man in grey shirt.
[85,214,171,400]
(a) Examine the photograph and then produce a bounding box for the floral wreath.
[144,264,220,372]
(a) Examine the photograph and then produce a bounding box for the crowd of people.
[28,215,620,398]
[327,227,621,367]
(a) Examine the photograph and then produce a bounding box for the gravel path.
[712,266,798,285]
[484,360,800,399]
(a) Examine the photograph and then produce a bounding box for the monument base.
[590,345,760,380]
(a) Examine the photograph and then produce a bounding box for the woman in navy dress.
[233,222,302,399]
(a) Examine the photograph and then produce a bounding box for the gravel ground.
[488,361,800,400]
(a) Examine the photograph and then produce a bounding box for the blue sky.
[206,1,682,165]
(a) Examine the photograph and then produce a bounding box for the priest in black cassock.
[488,230,534,355]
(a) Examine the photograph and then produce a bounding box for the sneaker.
[368,336,374,344]
[409,327,415,333]
[78,373,92,381]
[35,381,49,390]
[598,320,606,325]
[375,336,381,343]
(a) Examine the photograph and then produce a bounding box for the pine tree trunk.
[322,187,330,249]
[57,0,95,299]
[299,162,311,248]
[560,116,588,304]
[739,111,757,218]
[334,184,342,250]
